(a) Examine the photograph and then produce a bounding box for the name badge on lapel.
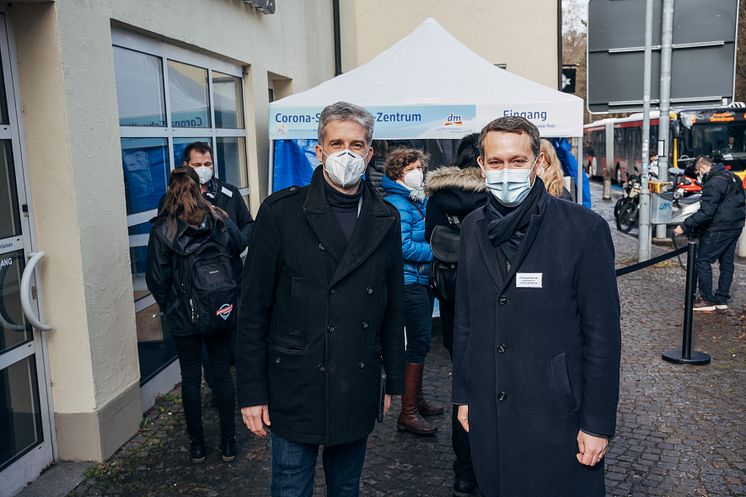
[516,273,542,288]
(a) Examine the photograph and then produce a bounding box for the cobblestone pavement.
[67,183,746,497]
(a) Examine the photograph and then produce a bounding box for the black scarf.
[484,178,546,265]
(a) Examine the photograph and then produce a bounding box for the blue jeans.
[404,283,434,363]
[270,433,367,497]
[696,230,740,304]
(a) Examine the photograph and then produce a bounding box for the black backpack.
[176,232,239,336]
[429,215,461,307]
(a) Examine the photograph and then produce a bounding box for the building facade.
[0,1,560,495]
[0,1,333,495]
[339,0,561,89]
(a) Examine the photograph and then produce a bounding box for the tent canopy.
[269,18,584,140]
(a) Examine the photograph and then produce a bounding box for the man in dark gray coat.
[452,116,621,497]
[236,101,405,497]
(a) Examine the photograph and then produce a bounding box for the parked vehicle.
[615,168,701,233]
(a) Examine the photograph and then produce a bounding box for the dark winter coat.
[424,166,488,242]
[235,167,406,446]
[381,175,431,286]
[146,212,245,336]
[452,189,621,497]
[682,163,746,234]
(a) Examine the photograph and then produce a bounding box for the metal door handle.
[20,251,53,331]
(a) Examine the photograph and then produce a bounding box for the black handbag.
[429,219,461,306]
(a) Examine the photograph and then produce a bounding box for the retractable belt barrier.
[614,240,711,366]
[615,246,687,277]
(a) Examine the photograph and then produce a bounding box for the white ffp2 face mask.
[402,169,424,190]
[323,149,367,188]
[193,166,213,185]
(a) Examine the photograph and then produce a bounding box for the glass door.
[0,13,54,497]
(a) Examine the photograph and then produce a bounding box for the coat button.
[361,320,369,329]
[358,361,365,369]
[328,325,335,334]
[275,357,281,364]
[318,364,326,372]
[318,243,326,251]
[499,296,508,305]
[497,344,507,353]
[329,288,335,295]
[498,391,507,401]
[366,287,374,295]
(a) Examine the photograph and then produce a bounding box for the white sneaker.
[715,304,728,310]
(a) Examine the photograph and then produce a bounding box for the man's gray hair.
[318,101,375,147]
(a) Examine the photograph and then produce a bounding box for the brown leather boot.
[417,363,444,416]
[397,363,437,435]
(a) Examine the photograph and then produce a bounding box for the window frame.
[112,28,249,313]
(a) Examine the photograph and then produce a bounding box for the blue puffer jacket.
[381,175,432,285]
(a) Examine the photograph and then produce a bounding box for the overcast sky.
[563,0,589,33]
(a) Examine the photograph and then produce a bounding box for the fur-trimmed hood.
[425,166,486,195]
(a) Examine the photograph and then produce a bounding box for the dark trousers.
[404,283,434,363]
[270,432,368,497]
[173,332,235,439]
[440,303,476,485]
[696,230,740,304]
[202,329,235,390]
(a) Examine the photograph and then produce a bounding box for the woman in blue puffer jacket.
[382,148,443,436]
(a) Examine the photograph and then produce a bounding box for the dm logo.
[444,113,463,126]
[216,303,234,320]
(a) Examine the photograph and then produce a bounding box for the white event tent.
[269,18,585,196]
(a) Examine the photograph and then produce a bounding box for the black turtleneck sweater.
[325,180,363,243]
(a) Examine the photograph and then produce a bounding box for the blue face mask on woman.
[485,157,540,207]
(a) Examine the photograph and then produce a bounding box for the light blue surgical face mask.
[485,158,539,207]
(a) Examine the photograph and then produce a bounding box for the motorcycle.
[615,168,702,233]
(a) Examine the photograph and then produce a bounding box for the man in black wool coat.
[452,116,621,497]
[236,101,405,497]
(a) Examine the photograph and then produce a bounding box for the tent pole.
[576,137,583,205]
[268,139,275,194]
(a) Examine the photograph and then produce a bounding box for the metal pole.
[654,0,674,240]
[662,240,710,365]
[639,0,654,262]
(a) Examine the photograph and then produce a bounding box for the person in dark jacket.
[175,141,254,276]
[236,102,405,497]
[381,148,443,437]
[424,132,486,497]
[674,155,746,311]
[146,167,245,464]
[159,141,255,396]
[453,117,621,497]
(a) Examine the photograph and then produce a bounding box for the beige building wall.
[340,0,560,89]
[8,0,334,462]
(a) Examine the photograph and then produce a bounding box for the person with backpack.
[424,133,486,497]
[146,167,245,464]
[674,155,746,311]
[158,142,254,407]
[381,148,444,436]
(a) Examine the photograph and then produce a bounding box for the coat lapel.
[475,208,504,289]
[330,183,395,287]
[303,168,348,264]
